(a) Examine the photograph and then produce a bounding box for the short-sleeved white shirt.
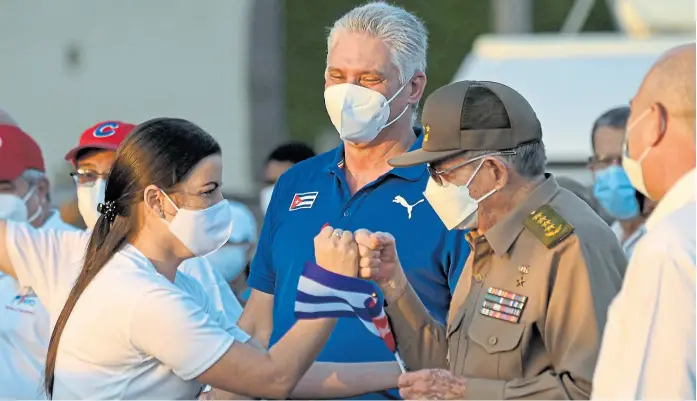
[0,211,79,400]
[4,222,250,399]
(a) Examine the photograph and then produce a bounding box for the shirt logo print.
[392,195,425,219]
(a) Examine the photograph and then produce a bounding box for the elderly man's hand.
[354,229,407,302]
[313,226,359,277]
[398,369,467,400]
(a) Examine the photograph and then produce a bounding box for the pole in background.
[491,0,533,34]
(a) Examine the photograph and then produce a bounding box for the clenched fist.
[314,226,359,278]
[354,229,407,302]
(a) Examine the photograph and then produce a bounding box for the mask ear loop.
[466,158,498,203]
[22,186,42,224]
[382,81,411,130]
[159,190,179,221]
[624,106,663,164]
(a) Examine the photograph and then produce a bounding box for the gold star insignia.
[516,276,526,287]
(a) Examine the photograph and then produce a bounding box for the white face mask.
[622,108,652,198]
[423,159,497,230]
[0,186,40,223]
[324,83,409,144]
[77,179,106,229]
[260,185,274,215]
[160,191,234,257]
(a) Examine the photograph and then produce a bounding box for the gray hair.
[326,2,428,85]
[464,141,547,179]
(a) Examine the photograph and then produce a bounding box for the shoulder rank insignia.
[523,204,575,248]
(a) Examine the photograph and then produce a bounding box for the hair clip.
[97,201,118,222]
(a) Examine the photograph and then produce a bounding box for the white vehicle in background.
[452,0,694,185]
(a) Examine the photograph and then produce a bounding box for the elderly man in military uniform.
[354,80,628,399]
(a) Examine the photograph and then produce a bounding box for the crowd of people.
[0,1,694,400]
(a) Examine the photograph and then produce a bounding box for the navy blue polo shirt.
[248,130,470,400]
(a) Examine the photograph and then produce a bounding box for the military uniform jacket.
[386,175,627,399]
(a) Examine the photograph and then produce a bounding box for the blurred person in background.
[206,200,257,300]
[260,142,315,215]
[239,3,470,399]
[556,176,614,225]
[0,126,66,229]
[0,124,79,399]
[593,43,696,400]
[589,106,654,257]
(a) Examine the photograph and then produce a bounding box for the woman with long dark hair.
[28,118,354,399]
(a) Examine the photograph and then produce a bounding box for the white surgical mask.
[423,159,496,230]
[260,184,274,215]
[622,108,652,198]
[77,179,106,229]
[0,186,40,223]
[324,83,409,144]
[161,191,234,257]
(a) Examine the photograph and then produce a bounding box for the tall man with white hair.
[238,2,470,399]
[353,80,627,399]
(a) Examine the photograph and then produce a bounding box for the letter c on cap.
[93,122,119,138]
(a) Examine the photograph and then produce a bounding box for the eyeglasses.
[427,150,516,186]
[70,170,109,186]
[587,155,622,172]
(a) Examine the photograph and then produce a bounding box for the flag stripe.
[300,261,377,295]
[296,296,373,323]
[295,310,358,320]
[297,279,376,309]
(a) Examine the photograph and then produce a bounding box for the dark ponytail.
[43,118,221,397]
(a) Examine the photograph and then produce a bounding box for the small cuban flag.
[295,261,407,373]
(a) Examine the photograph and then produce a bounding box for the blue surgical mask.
[593,165,640,220]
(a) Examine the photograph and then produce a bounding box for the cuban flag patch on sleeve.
[289,192,319,211]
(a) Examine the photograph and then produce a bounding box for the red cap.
[0,126,45,182]
[64,121,136,165]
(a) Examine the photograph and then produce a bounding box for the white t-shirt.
[181,256,243,323]
[0,211,79,400]
[4,221,249,399]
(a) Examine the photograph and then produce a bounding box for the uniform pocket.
[465,316,526,380]
[468,316,525,353]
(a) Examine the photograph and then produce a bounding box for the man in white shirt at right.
[592,43,696,400]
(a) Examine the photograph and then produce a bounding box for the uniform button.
[343,211,350,217]
[473,273,483,282]
[488,336,498,345]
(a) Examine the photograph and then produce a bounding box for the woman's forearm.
[291,361,401,399]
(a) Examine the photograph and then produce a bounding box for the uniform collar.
[327,127,427,182]
[484,174,561,256]
[646,168,696,231]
